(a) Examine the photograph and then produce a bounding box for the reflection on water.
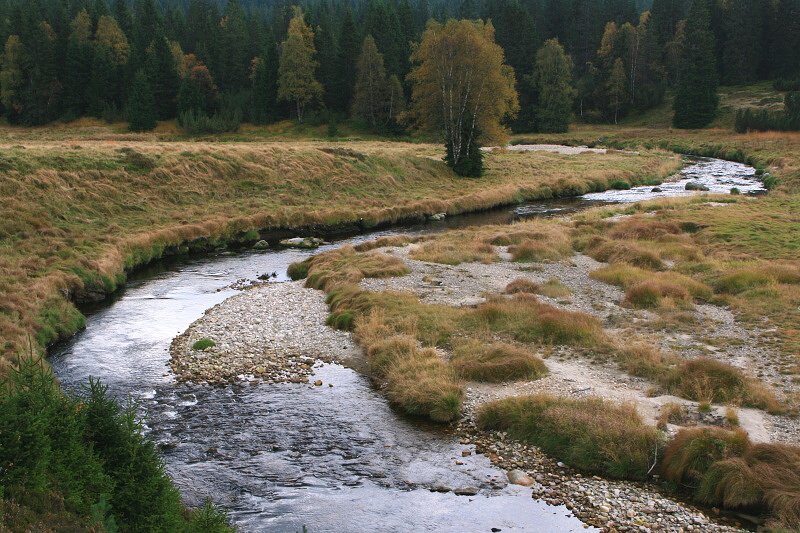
[49,156,762,531]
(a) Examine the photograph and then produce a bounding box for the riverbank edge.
[27,148,683,362]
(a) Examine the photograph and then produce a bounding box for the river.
[49,156,763,532]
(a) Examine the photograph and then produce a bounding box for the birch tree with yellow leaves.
[404,19,518,177]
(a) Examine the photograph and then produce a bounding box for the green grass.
[192,338,216,351]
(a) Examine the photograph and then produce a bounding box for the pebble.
[169,281,359,386]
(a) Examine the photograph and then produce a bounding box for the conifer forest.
[0,0,798,133]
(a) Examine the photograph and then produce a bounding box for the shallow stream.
[49,156,763,532]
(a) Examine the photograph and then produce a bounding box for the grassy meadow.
[0,124,680,376]
[2,81,800,529]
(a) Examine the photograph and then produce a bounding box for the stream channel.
[49,156,764,532]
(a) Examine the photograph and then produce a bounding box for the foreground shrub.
[662,357,779,410]
[477,394,661,480]
[451,342,547,382]
[0,358,234,532]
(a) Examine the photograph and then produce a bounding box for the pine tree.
[330,7,360,113]
[672,0,718,129]
[146,34,180,120]
[251,36,279,124]
[0,34,25,122]
[533,38,574,133]
[127,69,157,131]
[352,34,404,130]
[277,9,322,122]
[62,10,94,116]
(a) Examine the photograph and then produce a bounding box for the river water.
[49,157,762,532]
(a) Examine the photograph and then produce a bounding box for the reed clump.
[662,357,780,411]
[477,394,661,480]
[450,341,547,382]
[663,428,800,529]
[463,293,605,346]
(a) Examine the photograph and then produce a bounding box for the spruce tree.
[127,69,157,131]
[672,0,718,129]
[533,38,575,133]
[251,36,280,124]
[330,8,360,113]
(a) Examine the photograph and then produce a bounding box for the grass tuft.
[451,341,547,382]
[477,394,661,480]
[663,357,780,411]
[713,269,775,294]
[661,427,751,486]
[505,278,539,294]
[464,294,604,346]
[624,281,691,309]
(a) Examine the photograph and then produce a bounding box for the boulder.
[279,237,323,249]
[685,181,709,191]
[507,469,535,486]
[252,240,269,249]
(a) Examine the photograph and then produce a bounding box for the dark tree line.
[0,0,798,130]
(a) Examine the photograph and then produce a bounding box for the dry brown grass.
[0,136,677,375]
[464,293,605,347]
[505,278,539,294]
[409,238,497,265]
[450,341,547,382]
[292,246,409,292]
[663,357,780,411]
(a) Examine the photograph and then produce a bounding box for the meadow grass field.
[0,122,680,376]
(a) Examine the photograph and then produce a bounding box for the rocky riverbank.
[170,234,800,531]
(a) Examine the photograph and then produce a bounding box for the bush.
[477,394,661,480]
[178,108,242,135]
[0,359,235,532]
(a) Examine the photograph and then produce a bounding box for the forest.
[0,0,798,134]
